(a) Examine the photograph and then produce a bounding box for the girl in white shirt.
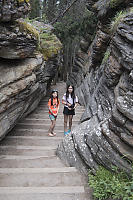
[62,85,78,135]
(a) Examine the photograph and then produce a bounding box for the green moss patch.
[39,32,62,60]
[16,0,30,3]
[17,19,62,60]
[17,20,39,40]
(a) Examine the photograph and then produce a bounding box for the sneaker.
[68,129,71,133]
[64,131,68,136]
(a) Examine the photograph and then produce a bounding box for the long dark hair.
[50,90,59,106]
[66,85,75,104]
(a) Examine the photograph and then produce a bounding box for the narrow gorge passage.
[0,81,92,200]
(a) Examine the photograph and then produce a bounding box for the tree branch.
[50,0,79,25]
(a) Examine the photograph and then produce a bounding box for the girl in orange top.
[48,89,60,137]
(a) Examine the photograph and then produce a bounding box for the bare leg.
[48,120,56,136]
[64,114,68,132]
[51,119,56,135]
[69,115,73,131]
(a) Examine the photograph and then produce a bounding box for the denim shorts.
[49,114,56,121]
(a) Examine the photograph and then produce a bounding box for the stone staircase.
[0,82,91,200]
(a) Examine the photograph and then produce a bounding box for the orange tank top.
[48,98,60,115]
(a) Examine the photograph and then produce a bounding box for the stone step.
[0,167,77,173]
[17,121,79,126]
[0,145,57,151]
[15,124,64,130]
[6,136,63,140]
[0,82,89,200]
[26,113,82,119]
[0,147,56,156]
[9,129,64,137]
[0,155,65,168]
[0,145,57,150]
[0,137,62,147]
[0,186,84,193]
[20,119,80,123]
[15,123,80,130]
[0,168,83,187]
[0,187,88,200]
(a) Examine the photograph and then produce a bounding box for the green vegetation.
[53,9,97,41]
[16,0,30,3]
[29,0,41,19]
[88,166,133,200]
[110,10,126,33]
[17,20,39,40]
[102,49,110,64]
[39,32,62,60]
[110,0,124,8]
[19,18,62,60]
[110,7,133,33]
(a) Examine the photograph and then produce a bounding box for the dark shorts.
[63,107,75,115]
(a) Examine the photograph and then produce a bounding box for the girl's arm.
[62,100,72,107]
[56,100,60,115]
[48,99,54,115]
[74,102,78,109]
[62,99,67,105]
[74,95,79,109]
[49,107,54,115]
[62,94,71,106]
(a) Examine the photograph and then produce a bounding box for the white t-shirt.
[62,93,78,108]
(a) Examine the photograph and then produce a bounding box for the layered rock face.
[0,20,39,59]
[57,1,133,175]
[0,1,61,139]
[0,0,30,22]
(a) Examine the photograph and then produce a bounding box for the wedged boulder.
[0,19,39,59]
[0,0,30,22]
[26,21,62,61]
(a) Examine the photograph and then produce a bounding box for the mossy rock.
[39,32,62,60]
[17,19,39,41]
[17,19,62,60]
[16,0,30,3]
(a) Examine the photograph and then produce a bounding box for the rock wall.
[0,1,62,140]
[57,0,133,175]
